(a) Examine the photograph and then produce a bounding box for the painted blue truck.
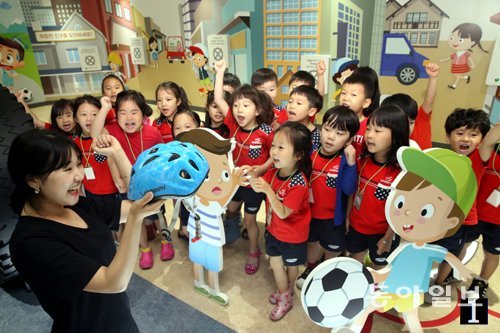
[380,33,429,85]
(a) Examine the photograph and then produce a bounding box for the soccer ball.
[301,257,375,328]
[21,88,32,102]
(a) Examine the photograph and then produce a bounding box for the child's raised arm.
[15,91,48,129]
[90,96,113,138]
[421,63,439,114]
[316,60,326,97]
[479,122,500,162]
[213,60,230,117]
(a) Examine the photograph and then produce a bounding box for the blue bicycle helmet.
[128,141,209,200]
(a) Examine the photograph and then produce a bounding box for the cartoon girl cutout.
[0,36,25,92]
[441,23,488,89]
[107,51,127,82]
[149,36,159,68]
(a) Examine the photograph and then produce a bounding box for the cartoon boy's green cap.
[397,147,477,216]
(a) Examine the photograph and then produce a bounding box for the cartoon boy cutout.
[177,128,248,306]
[336,147,476,333]
[0,37,25,92]
[187,44,214,95]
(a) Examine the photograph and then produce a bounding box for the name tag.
[84,167,96,180]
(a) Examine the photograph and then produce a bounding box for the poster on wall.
[78,46,101,72]
[0,0,43,103]
[131,37,148,65]
[207,35,230,68]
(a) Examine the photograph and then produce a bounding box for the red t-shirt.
[152,117,174,143]
[275,105,289,125]
[105,108,117,125]
[350,156,401,235]
[224,109,273,167]
[310,150,342,219]
[477,150,500,225]
[352,117,367,157]
[73,136,117,195]
[311,127,321,152]
[106,123,163,164]
[463,149,486,226]
[264,168,311,243]
[410,106,432,150]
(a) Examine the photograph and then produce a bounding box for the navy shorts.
[347,226,400,266]
[231,186,265,214]
[308,217,346,253]
[432,225,466,257]
[265,231,307,266]
[464,221,500,255]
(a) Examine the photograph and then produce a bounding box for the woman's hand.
[128,192,165,222]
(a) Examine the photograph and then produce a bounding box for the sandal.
[269,283,295,304]
[245,249,262,275]
[270,289,293,321]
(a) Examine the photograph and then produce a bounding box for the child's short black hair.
[251,68,278,87]
[115,90,153,118]
[342,73,375,102]
[381,93,418,120]
[290,85,323,112]
[223,72,241,90]
[322,106,360,138]
[445,108,490,137]
[354,66,380,116]
[289,71,315,87]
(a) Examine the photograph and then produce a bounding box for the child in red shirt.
[100,73,126,125]
[153,81,190,143]
[250,122,312,321]
[204,90,230,138]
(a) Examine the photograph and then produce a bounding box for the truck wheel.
[396,64,419,85]
[0,86,33,285]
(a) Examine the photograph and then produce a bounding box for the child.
[73,95,122,199]
[339,73,374,155]
[214,61,275,271]
[21,98,76,136]
[347,104,409,269]
[428,108,491,292]
[296,106,359,289]
[177,128,247,306]
[153,81,190,143]
[90,90,166,269]
[250,122,312,321]
[251,67,288,129]
[381,62,440,150]
[223,72,241,94]
[353,66,380,117]
[205,90,230,138]
[466,123,500,298]
[287,85,323,151]
[101,73,126,125]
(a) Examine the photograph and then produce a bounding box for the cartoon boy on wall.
[187,44,213,95]
[0,36,25,92]
[177,128,248,306]
[336,147,476,333]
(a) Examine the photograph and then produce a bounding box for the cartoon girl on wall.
[149,36,159,68]
[441,23,488,89]
[107,51,127,82]
[0,36,25,92]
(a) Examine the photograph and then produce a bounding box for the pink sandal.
[244,249,262,275]
[269,289,293,321]
[269,283,295,304]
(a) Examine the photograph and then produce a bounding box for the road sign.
[207,35,230,67]
[130,37,148,65]
[78,46,101,71]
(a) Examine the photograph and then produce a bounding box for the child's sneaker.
[139,248,153,270]
[209,290,229,306]
[160,241,174,261]
[467,278,488,299]
[442,270,460,285]
[296,267,313,290]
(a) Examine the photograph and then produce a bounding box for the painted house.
[385,0,449,47]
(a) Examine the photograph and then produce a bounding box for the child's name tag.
[486,189,500,208]
[353,192,363,210]
[308,187,315,203]
[84,167,95,180]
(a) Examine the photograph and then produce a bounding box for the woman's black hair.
[322,106,360,138]
[73,95,101,136]
[155,81,191,122]
[354,66,380,117]
[115,90,153,118]
[232,84,274,125]
[8,129,83,214]
[364,104,409,166]
[204,90,230,137]
[172,109,201,138]
[275,122,312,179]
[49,99,74,134]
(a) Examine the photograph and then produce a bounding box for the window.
[266,51,282,60]
[428,32,436,45]
[114,3,122,18]
[300,51,316,58]
[267,26,281,36]
[268,65,274,71]
[406,12,427,23]
[281,85,289,94]
[283,38,298,48]
[266,0,280,11]
[266,13,281,24]
[283,25,299,36]
[283,51,298,60]
[34,51,47,65]
[287,65,293,72]
[302,0,318,8]
[277,65,283,78]
[123,7,131,21]
[419,32,427,44]
[300,25,317,36]
[300,38,317,49]
[91,73,106,89]
[66,48,80,63]
[300,11,318,22]
[104,0,112,13]
[385,37,411,55]
[266,38,282,48]
[74,74,87,90]
[283,12,299,23]
[73,24,82,30]
[283,0,299,10]
[410,33,418,44]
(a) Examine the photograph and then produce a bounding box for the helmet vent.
[149,147,159,154]
[142,155,159,167]
[188,159,199,171]
[168,153,181,162]
[180,170,191,179]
